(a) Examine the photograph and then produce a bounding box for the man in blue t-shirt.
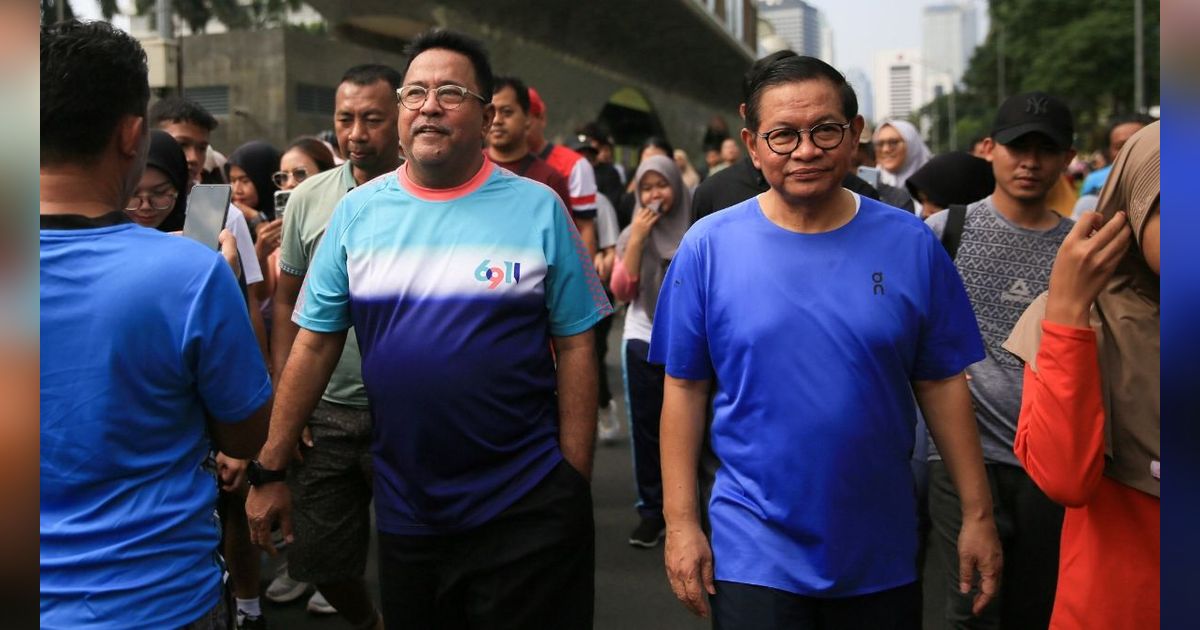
[40,21,271,629]
[246,30,611,628]
[652,55,1002,628]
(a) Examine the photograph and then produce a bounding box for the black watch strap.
[247,459,288,486]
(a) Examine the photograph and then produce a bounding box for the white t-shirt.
[595,193,619,251]
[225,205,263,285]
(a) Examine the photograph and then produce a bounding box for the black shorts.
[377,459,595,630]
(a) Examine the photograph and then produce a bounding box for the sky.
[816,0,988,77]
[75,0,989,81]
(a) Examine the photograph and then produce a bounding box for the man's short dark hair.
[744,56,858,132]
[493,76,530,113]
[742,50,798,102]
[41,19,150,165]
[341,63,403,91]
[148,96,219,132]
[404,29,494,101]
[1104,113,1157,155]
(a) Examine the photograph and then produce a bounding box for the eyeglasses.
[272,168,309,189]
[875,138,905,150]
[125,190,178,212]
[758,122,852,154]
[397,84,487,111]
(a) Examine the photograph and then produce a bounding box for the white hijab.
[874,120,932,188]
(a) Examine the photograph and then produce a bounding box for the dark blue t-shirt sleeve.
[648,232,714,380]
[184,256,272,422]
[912,235,985,380]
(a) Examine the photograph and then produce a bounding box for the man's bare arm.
[661,375,716,618]
[915,373,1002,615]
[270,271,304,378]
[552,329,598,480]
[210,401,270,460]
[258,327,346,470]
[575,216,598,258]
[246,327,345,554]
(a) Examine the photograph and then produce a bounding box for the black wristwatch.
[247,459,288,487]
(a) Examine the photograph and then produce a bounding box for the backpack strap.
[941,204,968,261]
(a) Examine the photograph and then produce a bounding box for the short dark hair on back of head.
[41,19,150,165]
[742,49,798,102]
[744,56,858,133]
[341,64,403,91]
[148,95,219,132]
[493,76,531,113]
[404,29,494,101]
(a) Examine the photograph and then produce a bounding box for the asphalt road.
[261,311,709,629]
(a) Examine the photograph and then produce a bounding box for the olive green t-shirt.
[279,161,367,408]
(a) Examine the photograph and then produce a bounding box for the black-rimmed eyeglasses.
[758,122,852,154]
[125,190,178,212]
[397,85,488,111]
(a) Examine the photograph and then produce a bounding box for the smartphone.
[183,184,231,250]
[273,189,291,221]
[856,166,881,190]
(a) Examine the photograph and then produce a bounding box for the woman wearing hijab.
[609,154,693,549]
[227,140,282,229]
[873,120,932,189]
[905,151,995,219]
[1004,122,1159,629]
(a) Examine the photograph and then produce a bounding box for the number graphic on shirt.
[474,259,522,290]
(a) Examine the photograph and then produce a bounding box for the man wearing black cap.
[922,91,1076,629]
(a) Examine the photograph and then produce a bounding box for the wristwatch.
[247,459,288,487]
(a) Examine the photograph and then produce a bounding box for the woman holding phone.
[609,154,693,549]
[125,130,241,275]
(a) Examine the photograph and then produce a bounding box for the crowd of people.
[40,17,1160,630]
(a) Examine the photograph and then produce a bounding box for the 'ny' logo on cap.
[1026,96,1048,115]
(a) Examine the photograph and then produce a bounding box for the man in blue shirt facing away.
[653,55,1003,629]
[40,20,271,629]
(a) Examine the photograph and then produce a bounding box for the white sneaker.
[597,400,620,444]
[264,562,310,604]
[306,590,337,615]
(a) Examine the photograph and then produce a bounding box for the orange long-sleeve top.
[1013,321,1159,630]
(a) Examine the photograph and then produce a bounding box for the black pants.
[712,581,920,630]
[624,338,665,519]
[376,461,595,629]
[924,461,1063,630]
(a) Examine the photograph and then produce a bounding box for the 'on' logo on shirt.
[475,259,522,289]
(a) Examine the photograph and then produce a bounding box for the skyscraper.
[873,49,925,122]
[757,0,833,63]
[921,2,979,89]
[844,68,874,123]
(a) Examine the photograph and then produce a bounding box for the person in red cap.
[527,86,599,256]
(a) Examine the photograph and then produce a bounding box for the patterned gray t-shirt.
[926,198,1073,466]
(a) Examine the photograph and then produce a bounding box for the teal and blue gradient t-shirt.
[649,194,984,596]
[297,160,612,534]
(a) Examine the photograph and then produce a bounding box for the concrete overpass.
[179,0,757,162]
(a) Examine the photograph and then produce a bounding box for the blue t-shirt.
[649,194,984,597]
[296,160,612,535]
[1080,165,1111,196]
[40,220,271,628]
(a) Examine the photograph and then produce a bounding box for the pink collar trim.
[397,159,494,202]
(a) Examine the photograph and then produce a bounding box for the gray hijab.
[616,155,693,321]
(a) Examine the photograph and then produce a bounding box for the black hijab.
[146,130,191,232]
[905,151,995,208]
[226,140,282,219]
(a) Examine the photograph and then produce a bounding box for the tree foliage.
[918,0,1159,153]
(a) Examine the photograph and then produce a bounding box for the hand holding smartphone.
[273,190,291,222]
[183,184,232,250]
